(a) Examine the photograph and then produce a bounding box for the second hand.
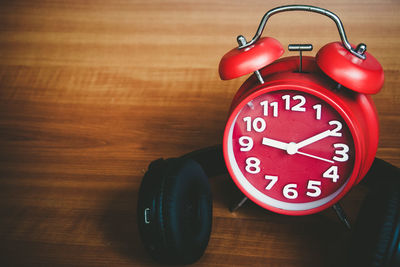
[296,151,334,163]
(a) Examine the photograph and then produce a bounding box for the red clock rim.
[223,82,362,216]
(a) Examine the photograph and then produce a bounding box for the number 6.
[283,183,298,199]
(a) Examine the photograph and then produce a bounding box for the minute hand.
[295,129,332,150]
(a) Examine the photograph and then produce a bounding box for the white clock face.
[224,89,358,215]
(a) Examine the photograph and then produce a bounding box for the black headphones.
[137,145,400,266]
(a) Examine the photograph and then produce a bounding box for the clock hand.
[294,129,332,150]
[296,151,334,164]
[262,137,289,151]
[262,137,334,163]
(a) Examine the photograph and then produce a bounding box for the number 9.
[239,136,253,151]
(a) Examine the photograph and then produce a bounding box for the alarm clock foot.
[230,195,249,212]
[332,202,352,230]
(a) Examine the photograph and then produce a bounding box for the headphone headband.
[181,145,227,177]
[361,158,400,187]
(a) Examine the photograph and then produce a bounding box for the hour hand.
[262,137,289,151]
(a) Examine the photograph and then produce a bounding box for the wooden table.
[0,1,398,266]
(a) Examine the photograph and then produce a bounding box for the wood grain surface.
[0,0,399,266]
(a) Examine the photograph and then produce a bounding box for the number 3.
[333,143,349,162]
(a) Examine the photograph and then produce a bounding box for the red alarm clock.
[138,6,399,265]
[220,5,384,215]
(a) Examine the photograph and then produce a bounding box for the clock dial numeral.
[313,104,322,120]
[243,117,252,131]
[260,101,278,117]
[329,120,343,137]
[306,180,322,197]
[238,136,253,151]
[292,95,306,112]
[281,181,321,199]
[245,157,261,174]
[282,95,290,110]
[282,94,306,112]
[323,166,339,182]
[333,143,349,162]
[243,116,266,132]
[264,175,278,190]
[283,183,298,199]
[282,95,291,110]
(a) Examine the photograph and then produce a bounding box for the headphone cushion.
[137,158,212,264]
[349,184,400,266]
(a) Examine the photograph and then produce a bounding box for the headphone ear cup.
[137,158,212,264]
[348,183,400,267]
